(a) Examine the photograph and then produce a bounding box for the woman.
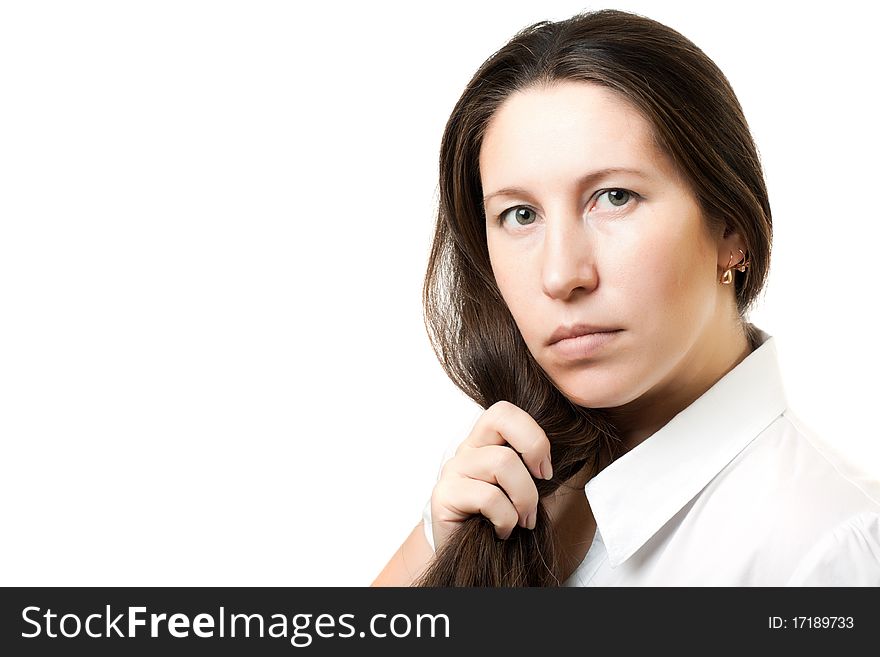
[372,9,880,586]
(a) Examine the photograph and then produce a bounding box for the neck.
[605,320,754,454]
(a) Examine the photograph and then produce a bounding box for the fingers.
[430,400,553,550]
[433,476,522,540]
[441,444,540,531]
[458,400,553,482]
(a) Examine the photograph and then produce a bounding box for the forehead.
[479,81,673,190]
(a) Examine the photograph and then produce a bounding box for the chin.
[558,388,623,410]
[544,368,623,407]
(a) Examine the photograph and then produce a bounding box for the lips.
[547,323,621,346]
[548,329,622,360]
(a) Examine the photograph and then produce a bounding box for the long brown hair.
[414,8,772,586]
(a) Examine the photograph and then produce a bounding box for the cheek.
[487,242,514,297]
[488,244,541,332]
[614,211,710,317]
[488,244,519,300]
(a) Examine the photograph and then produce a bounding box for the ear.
[717,224,747,272]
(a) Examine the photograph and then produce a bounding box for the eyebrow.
[482,167,652,204]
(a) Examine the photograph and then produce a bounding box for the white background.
[1,0,877,586]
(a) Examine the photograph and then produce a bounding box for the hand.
[429,400,553,552]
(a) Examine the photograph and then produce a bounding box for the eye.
[594,188,634,210]
[497,205,538,228]
[496,189,638,229]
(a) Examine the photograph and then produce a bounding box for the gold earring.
[720,248,749,285]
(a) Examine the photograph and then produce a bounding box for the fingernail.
[527,510,536,530]
[541,458,553,481]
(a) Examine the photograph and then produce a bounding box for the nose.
[540,213,598,300]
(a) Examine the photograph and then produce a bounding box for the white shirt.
[421,326,880,585]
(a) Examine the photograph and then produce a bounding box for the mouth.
[548,329,622,360]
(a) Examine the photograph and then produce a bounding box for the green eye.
[496,188,637,229]
[597,189,631,208]
[498,206,538,227]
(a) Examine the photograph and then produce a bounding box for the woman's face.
[480,80,741,411]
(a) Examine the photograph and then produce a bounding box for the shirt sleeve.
[786,512,880,586]
[422,437,461,553]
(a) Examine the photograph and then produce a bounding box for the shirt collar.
[584,325,788,568]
